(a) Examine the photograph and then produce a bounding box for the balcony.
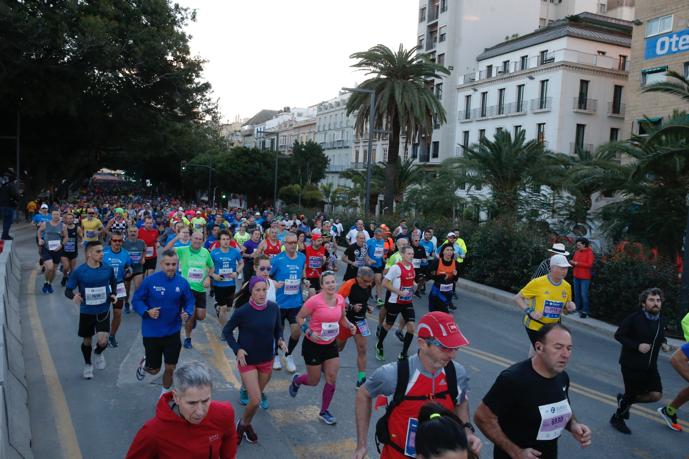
[350,162,366,170]
[530,97,552,113]
[572,98,598,114]
[426,38,437,51]
[428,6,439,22]
[607,102,625,118]
[570,143,593,155]
[458,110,473,123]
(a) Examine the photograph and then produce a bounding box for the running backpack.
[374,358,458,454]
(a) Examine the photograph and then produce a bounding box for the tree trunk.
[384,112,401,210]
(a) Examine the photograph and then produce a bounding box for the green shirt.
[176,246,213,292]
[191,217,207,232]
[385,252,403,270]
[234,231,250,246]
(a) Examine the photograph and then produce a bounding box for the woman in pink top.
[288,271,356,425]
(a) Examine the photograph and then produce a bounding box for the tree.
[402,163,463,219]
[346,44,449,210]
[370,158,425,207]
[320,182,336,214]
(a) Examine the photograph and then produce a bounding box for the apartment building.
[624,1,689,136]
[457,13,631,156]
[315,94,355,188]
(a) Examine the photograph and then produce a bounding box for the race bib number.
[187,267,204,282]
[64,239,76,252]
[309,256,323,269]
[400,286,414,302]
[116,282,127,299]
[320,322,339,340]
[48,240,61,251]
[284,278,300,295]
[543,300,564,319]
[355,257,365,267]
[85,230,96,239]
[439,283,453,292]
[374,246,384,258]
[84,286,107,305]
[412,259,422,269]
[145,246,154,257]
[537,399,572,441]
[356,320,371,337]
[218,267,233,276]
[404,417,418,457]
[130,251,142,263]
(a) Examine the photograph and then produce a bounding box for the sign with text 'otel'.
[645,28,689,59]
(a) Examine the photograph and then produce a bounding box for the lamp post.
[342,87,376,218]
[180,158,217,204]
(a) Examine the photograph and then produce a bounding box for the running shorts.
[385,301,415,325]
[621,366,663,395]
[191,289,207,309]
[40,246,62,264]
[143,333,182,369]
[302,337,339,366]
[143,257,157,271]
[214,286,235,307]
[78,311,111,337]
[280,308,299,325]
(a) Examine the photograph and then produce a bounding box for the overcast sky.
[176,0,417,122]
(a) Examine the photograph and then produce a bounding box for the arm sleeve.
[220,405,238,459]
[222,308,242,354]
[614,314,640,350]
[427,260,442,282]
[338,279,354,298]
[519,278,540,299]
[65,269,78,299]
[125,425,157,459]
[384,265,401,282]
[273,304,283,342]
[109,267,118,294]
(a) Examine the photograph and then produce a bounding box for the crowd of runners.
[23,195,689,458]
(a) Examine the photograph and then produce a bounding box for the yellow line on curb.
[26,270,84,459]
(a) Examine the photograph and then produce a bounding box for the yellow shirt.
[82,218,103,242]
[520,275,571,331]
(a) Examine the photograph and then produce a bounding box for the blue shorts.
[682,342,689,359]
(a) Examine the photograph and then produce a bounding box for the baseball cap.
[311,234,321,241]
[550,254,571,268]
[417,312,469,349]
[447,232,457,238]
[255,212,261,216]
[178,207,184,211]
[40,203,49,209]
[548,243,570,256]
[115,207,124,215]
[196,210,201,214]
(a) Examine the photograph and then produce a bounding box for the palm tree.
[642,71,689,140]
[448,130,552,221]
[346,44,449,210]
[370,157,425,207]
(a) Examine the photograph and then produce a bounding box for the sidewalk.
[458,277,686,350]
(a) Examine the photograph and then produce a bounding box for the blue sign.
[645,28,689,59]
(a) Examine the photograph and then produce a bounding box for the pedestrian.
[415,403,470,459]
[288,270,356,425]
[0,169,19,240]
[571,237,594,318]
[474,323,592,459]
[610,287,667,434]
[353,311,482,459]
[531,243,569,280]
[126,361,237,459]
[223,276,287,444]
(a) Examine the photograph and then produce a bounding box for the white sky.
[176,0,417,122]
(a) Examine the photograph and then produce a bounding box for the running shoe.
[657,406,682,432]
[236,420,246,446]
[356,376,366,388]
[183,337,192,349]
[243,423,258,443]
[609,413,631,434]
[579,312,588,319]
[285,355,297,373]
[375,343,384,361]
[273,355,282,370]
[448,303,457,311]
[83,364,94,380]
[136,357,147,381]
[260,393,269,410]
[319,410,337,425]
[108,335,119,348]
[288,374,300,398]
[124,302,131,314]
[46,283,54,294]
[395,330,404,342]
[94,353,106,370]
[616,393,630,419]
[60,277,68,287]
[239,386,249,406]
[376,325,381,338]
[376,298,384,307]
[41,283,49,294]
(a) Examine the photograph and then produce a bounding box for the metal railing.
[350,162,366,170]
[570,142,593,154]
[530,97,552,112]
[607,101,625,117]
[572,98,598,113]
[428,6,439,22]
[458,110,473,122]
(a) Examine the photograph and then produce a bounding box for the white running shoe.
[83,364,94,379]
[285,355,297,373]
[94,353,106,370]
[273,355,282,370]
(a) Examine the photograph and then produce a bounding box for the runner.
[241,229,262,281]
[190,210,207,236]
[163,226,191,250]
[59,211,82,286]
[234,223,251,247]
[289,270,357,425]
[105,207,129,241]
[415,403,470,459]
[353,312,481,459]
[210,230,243,328]
[377,238,409,341]
[342,231,368,281]
[123,226,146,313]
[304,234,327,294]
[132,249,194,397]
[365,228,386,306]
[138,216,159,276]
[81,207,104,246]
[37,209,65,293]
[257,227,282,260]
[204,225,220,250]
[336,266,374,387]
[377,246,417,361]
[475,323,592,459]
[64,241,117,379]
[657,341,689,432]
[102,231,133,348]
[270,232,306,372]
[427,243,461,313]
[410,235,428,297]
[223,276,287,444]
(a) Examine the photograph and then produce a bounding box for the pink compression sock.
[321,383,336,412]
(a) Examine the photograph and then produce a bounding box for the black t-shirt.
[345,282,372,322]
[344,243,367,279]
[482,359,572,459]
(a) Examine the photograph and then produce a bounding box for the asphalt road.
[10,223,687,459]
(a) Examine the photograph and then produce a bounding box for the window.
[514,125,522,137]
[480,91,488,117]
[464,94,471,119]
[383,147,388,162]
[577,80,589,109]
[609,128,619,142]
[575,124,586,150]
[355,150,360,164]
[641,66,668,86]
[537,123,546,144]
[438,53,445,66]
[433,114,440,129]
[496,127,503,134]
[441,0,448,12]
[598,3,607,13]
[638,118,662,135]
[597,50,607,56]
[486,65,493,78]
[462,131,470,149]
[502,60,510,73]
[418,35,424,49]
[539,50,550,65]
[538,79,549,108]
[646,15,673,37]
[498,88,506,115]
[479,129,486,141]
[431,141,439,159]
[612,85,623,114]
[520,55,528,70]
[435,83,443,100]
[684,62,689,79]
[516,84,525,112]
[439,26,447,42]
[618,55,628,71]
[412,143,419,159]
[419,7,426,22]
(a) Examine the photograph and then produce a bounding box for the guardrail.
[0,240,33,458]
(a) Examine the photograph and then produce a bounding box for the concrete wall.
[0,241,32,459]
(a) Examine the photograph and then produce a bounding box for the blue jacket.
[132,271,195,338]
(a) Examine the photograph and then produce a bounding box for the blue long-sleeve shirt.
[132,271,195,338]
[223,301,281,365]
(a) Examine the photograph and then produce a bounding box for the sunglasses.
[111,239,123,243]
[257,266,271,272]
[425,338,459,353]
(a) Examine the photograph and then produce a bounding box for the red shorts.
[238,359,273,374]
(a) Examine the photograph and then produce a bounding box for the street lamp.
[342,87,376,218]
[180,158,217,205]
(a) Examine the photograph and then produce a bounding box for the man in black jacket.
[0,169,19,241]
[610,287,666,434]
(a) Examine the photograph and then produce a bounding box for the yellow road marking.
[201,323,241,389]
[26,270,83,459]
[292,438,358,459]
[269,405,322,426]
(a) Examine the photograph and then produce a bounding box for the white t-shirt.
[384,264,411,303]
[346,228,370,245]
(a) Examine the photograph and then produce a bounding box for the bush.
[590,255,681,334]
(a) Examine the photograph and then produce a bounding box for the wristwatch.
[463,422,476,433]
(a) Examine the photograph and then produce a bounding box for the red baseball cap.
[417,312,469,349]
[311,234,321,241]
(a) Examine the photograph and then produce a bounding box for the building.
[240,109,280,148]
[457,13,632,156]
[219,117,247,147]
[624,1,689,137]
[416,0,635,164]
[316,93,355,188]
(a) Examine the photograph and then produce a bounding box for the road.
[10,223,687,459]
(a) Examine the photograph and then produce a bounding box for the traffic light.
[180,160,187,172]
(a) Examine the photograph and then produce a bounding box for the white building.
[315,94,355,188]
[416,0,635,164]
[457,13,631,156]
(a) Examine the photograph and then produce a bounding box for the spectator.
[0,169,19,240]
[571,237,594,319]
[531,242,570,280]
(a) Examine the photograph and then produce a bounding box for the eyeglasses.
[257,266,271,272]
[111,239,123,243]
[425,338,459,353]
